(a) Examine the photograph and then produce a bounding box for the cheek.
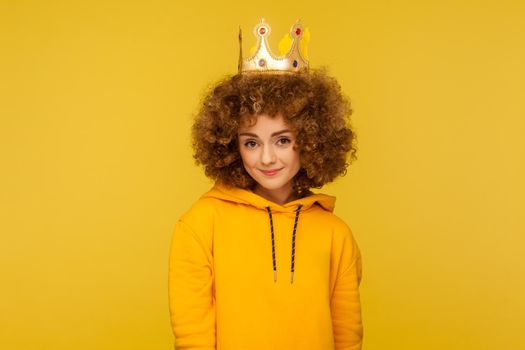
[239,148,256,167]
[285,148,301,168]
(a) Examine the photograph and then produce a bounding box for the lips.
[259,168,283,176]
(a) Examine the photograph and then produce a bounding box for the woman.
[169,20,363,350]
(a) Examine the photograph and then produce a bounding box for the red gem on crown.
[259,27,266,35]
[295,28,301,36]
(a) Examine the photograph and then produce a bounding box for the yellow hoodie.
[168,182,363,350]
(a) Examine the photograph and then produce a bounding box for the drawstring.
[265,204,304,283]
[266,205,277,282]
[290,204,302,283]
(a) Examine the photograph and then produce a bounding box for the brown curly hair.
[191,67,358,197]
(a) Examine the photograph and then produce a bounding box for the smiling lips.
[259,168,283,176]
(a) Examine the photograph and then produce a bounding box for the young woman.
[169,20,363,350]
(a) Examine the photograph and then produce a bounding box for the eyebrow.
[238,129,292,138]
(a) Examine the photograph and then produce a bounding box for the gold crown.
[238,18,310,74]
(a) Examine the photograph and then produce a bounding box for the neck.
[254,183,296,206]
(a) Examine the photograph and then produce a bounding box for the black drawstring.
[265,206,277,282]
[265,204,304,283]
[290,204,303,283]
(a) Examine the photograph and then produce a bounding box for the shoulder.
[313,209,354,236]
[325,212,362,280]
[178,196,223,231]
[320,211,359,250]
[180,197,218,221]
[305,206,359,250]
[172,196,225,251]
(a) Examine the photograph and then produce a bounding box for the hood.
[201,182,336,284]
[202,182,336,214]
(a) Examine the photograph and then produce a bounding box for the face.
[238,113,301,197]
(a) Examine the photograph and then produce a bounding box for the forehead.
[239,113,289,133]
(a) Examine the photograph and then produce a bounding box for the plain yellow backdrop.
[1,0,524,349]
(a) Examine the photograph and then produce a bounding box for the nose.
[261,143,277,165]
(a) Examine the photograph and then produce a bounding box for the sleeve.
[330,226,363,350]
[168,219,216,350]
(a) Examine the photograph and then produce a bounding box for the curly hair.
[191,67,358,197]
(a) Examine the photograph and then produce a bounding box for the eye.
[243,140,258,149]
[276,137,291,146]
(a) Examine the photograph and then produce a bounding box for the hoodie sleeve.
[168,219,216,349]
[330,224,363,350]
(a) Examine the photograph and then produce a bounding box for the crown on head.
[238,18,309,74]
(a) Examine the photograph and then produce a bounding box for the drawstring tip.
[290,271,294,283]
[274,270,277,282]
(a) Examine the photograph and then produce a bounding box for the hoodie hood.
[202,182,336,214]
[201,182,336,283]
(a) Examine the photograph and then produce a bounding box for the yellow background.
[1,0,524,349]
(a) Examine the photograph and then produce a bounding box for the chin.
[258,182,287,191]
[253,177,292,191]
